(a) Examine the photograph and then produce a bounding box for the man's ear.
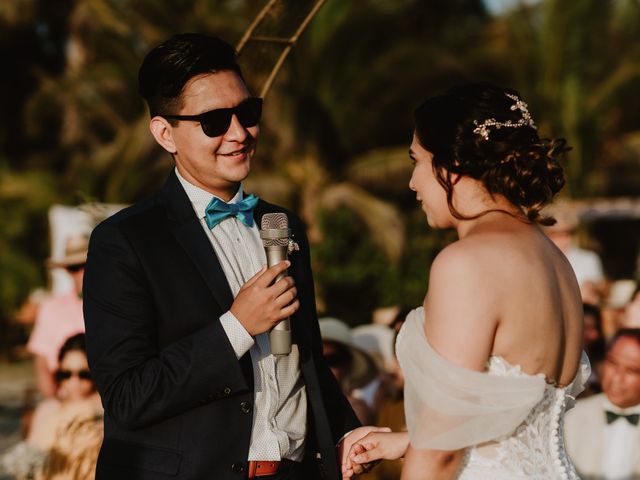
[451,172,462,185]
[149,116,177,154]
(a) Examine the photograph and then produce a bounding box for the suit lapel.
[160,172,234,311]
[161,180,308,352]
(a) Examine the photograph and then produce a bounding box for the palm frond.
[320,183,404,262]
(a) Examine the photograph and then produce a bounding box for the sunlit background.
[1,0,639,329]
[1,2,640,476]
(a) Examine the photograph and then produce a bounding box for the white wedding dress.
[397,307,590,479]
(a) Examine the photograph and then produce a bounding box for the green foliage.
[312,207,454,326]
[0,167,54,319]
[491,0,640,196]
[1,0,640,333]
[312,208,400,325]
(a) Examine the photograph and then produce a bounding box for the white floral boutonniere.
[288,236,300,254]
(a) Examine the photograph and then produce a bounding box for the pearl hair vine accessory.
[473,93,537,140]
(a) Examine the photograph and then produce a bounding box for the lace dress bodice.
[396,307,589,480]
[459,356,582,479]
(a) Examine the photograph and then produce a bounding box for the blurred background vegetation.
[1,0,639,329]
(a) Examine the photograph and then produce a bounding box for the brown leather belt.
[247,460,284,478]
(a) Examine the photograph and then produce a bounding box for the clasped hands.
[230,264,409,477]
[339,427,409,478]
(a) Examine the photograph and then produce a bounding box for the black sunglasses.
[65,263,85,273]
[161,97,263,137]
[55,369,92,382]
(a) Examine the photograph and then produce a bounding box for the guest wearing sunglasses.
[84,33,382,480]
[27,235,88,398]
[1,334,103,480]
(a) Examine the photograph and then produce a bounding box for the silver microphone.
[260,213,292,356]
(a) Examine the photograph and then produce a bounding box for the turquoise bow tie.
[205,194,259,229]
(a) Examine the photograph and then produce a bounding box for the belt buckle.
[247,460,281,478]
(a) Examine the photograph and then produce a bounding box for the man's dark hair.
[583,303,605,363]
[138,33,243,118]
[608,328,640,351]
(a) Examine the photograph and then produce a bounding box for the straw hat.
[605,279,637,309]
[319,317,378,389]
[47,234,89,268]
[352,324,396,371]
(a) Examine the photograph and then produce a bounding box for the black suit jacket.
[83,172,360,479]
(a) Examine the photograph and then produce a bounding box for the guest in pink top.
[27,235,88,397]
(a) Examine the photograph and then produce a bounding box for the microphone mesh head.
[261,213,289,247]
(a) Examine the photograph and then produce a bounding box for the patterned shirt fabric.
[27,291,85,371]
[176,169,307,462]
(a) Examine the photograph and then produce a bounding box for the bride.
[343,83,589,479]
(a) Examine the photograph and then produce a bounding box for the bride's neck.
[455,208,528,238]
[448,178,528,238]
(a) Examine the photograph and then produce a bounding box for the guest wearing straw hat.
[27,234,89,397]
[319,318,379,424]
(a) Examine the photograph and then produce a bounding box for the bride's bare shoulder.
[430,234,509,279]
[425,242,502,371]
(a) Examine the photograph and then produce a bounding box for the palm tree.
[487,0,640,197]
[240,0,492,319]
[246,0,491,260]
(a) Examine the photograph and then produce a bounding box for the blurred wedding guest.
[622,283,640,328]
[352,324,396,412]
[1,334,103,480]
[389,308,411,335]
[371,306,400,327]
[583,303,606,395]
[27,235,88,397]
[564,329,640,479]
[602,279,637,338]
[319,318,378,424]
[359,329,406,480]
[545,209,604,304]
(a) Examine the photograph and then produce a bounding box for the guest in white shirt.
[545,210,604,304]
[565,328,640,479]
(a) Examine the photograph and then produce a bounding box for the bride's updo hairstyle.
[414,83,568,225]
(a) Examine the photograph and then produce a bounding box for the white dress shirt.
[601,399,640,480]
[176,170,307,462]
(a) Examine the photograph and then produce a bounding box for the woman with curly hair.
[344,83,589,479]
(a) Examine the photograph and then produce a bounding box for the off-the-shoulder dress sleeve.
[397,308,555,450]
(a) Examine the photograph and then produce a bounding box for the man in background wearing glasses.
[83,33,381,480]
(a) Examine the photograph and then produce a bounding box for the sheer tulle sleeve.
[566,351,591,410]
[396,308,548,451]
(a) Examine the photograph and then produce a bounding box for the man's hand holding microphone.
[230,261,298,337]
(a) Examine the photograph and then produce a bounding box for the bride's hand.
[342,431,410,478]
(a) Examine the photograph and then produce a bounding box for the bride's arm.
[395,243,495,479]
[401,445,465,480]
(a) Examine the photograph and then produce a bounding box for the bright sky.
[483,0,541,14]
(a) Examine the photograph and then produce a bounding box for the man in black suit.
[83,33,382,479]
